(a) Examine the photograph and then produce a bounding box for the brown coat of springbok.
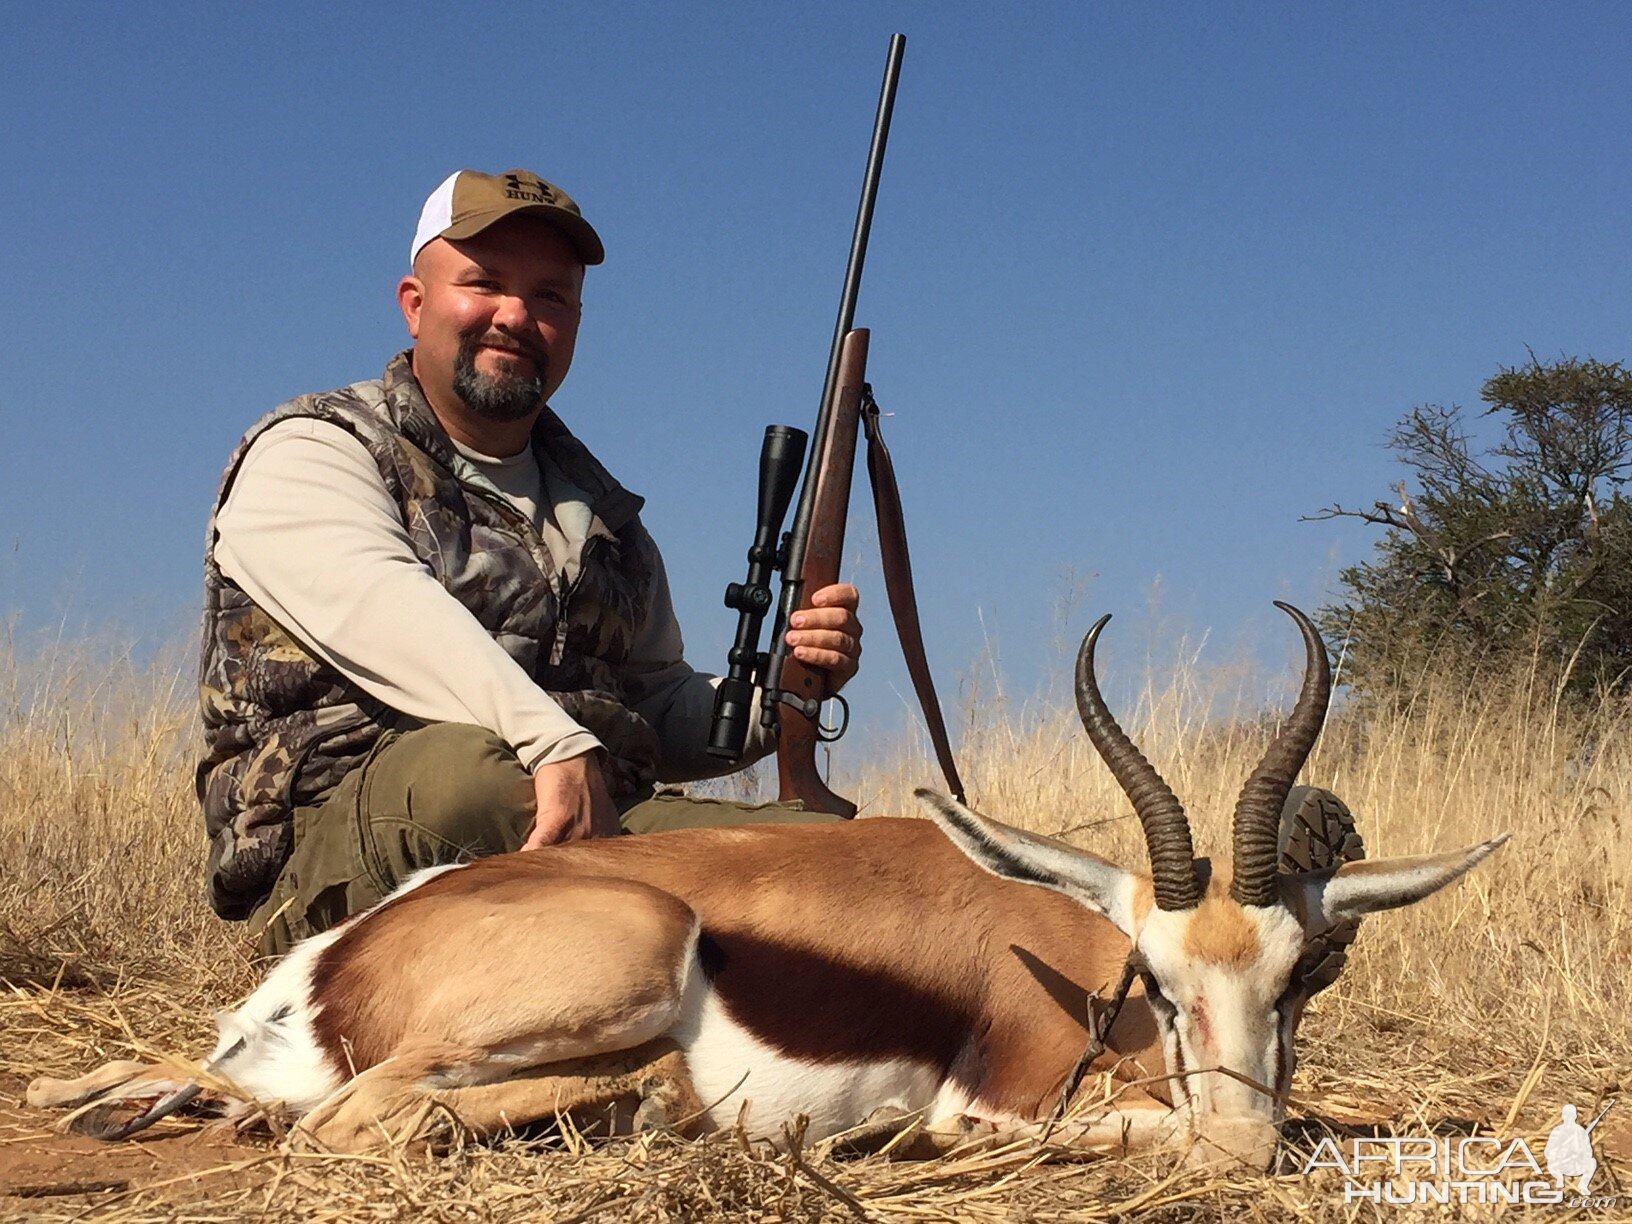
[31,604,1506,1166]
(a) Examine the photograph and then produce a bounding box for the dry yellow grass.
[1,629,1628,1221]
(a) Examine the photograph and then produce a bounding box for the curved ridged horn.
[1075,615,1199,911]
[1230,602,1332,908]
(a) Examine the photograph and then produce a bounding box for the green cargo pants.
[248,722,839,958]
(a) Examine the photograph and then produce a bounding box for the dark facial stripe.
[1169,1027,1190,1111]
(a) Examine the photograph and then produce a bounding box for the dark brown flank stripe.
[697,931,978,1067]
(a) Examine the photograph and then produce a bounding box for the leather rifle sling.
[860,388,967,803]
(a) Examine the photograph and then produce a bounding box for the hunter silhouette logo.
[1546,1102,1612,1193]
[503,174,552,204]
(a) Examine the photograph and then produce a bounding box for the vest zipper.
[549,537,601,667]
[462,483,600,672]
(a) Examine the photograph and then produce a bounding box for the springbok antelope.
[31,604,1506,1167]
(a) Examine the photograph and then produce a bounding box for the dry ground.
[0,636,1628,1221]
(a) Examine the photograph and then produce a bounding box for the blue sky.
[3,2,1629,751]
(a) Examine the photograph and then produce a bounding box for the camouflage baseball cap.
[410,169,605,267]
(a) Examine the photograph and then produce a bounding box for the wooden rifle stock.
[775,329,868,817]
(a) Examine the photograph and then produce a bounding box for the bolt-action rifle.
[707,34,964,816]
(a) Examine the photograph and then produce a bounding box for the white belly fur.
[671,976,949,1142]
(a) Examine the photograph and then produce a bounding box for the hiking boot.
[1277,786,1365,995]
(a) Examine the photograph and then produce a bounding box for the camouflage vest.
[198,351,662,919]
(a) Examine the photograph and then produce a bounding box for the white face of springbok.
[918,603,1508,1168]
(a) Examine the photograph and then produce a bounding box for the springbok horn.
[1075,615,1200,911]
[1230,602,1332,908]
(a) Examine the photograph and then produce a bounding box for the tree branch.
[1300,502,1410,529]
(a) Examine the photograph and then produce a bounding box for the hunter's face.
[399,215,585,426]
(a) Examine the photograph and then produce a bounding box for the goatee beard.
[451,334,547,422]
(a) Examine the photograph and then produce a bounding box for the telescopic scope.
[706,424,808,760]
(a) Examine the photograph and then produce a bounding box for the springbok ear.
[915,789,1141,936]
[1292,834,1510,927]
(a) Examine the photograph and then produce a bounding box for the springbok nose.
[1184,1116,1279,1171]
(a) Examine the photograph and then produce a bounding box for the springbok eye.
[1273,978,1303,1016]
[1272,945,1335,1016]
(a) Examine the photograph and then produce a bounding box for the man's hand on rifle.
[523,751,621,849]
[786,583,864,693]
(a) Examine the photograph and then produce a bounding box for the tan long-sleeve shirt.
[214,417,770,778]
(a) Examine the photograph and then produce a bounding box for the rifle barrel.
[760,32,905,728]
[832,34,905,354]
